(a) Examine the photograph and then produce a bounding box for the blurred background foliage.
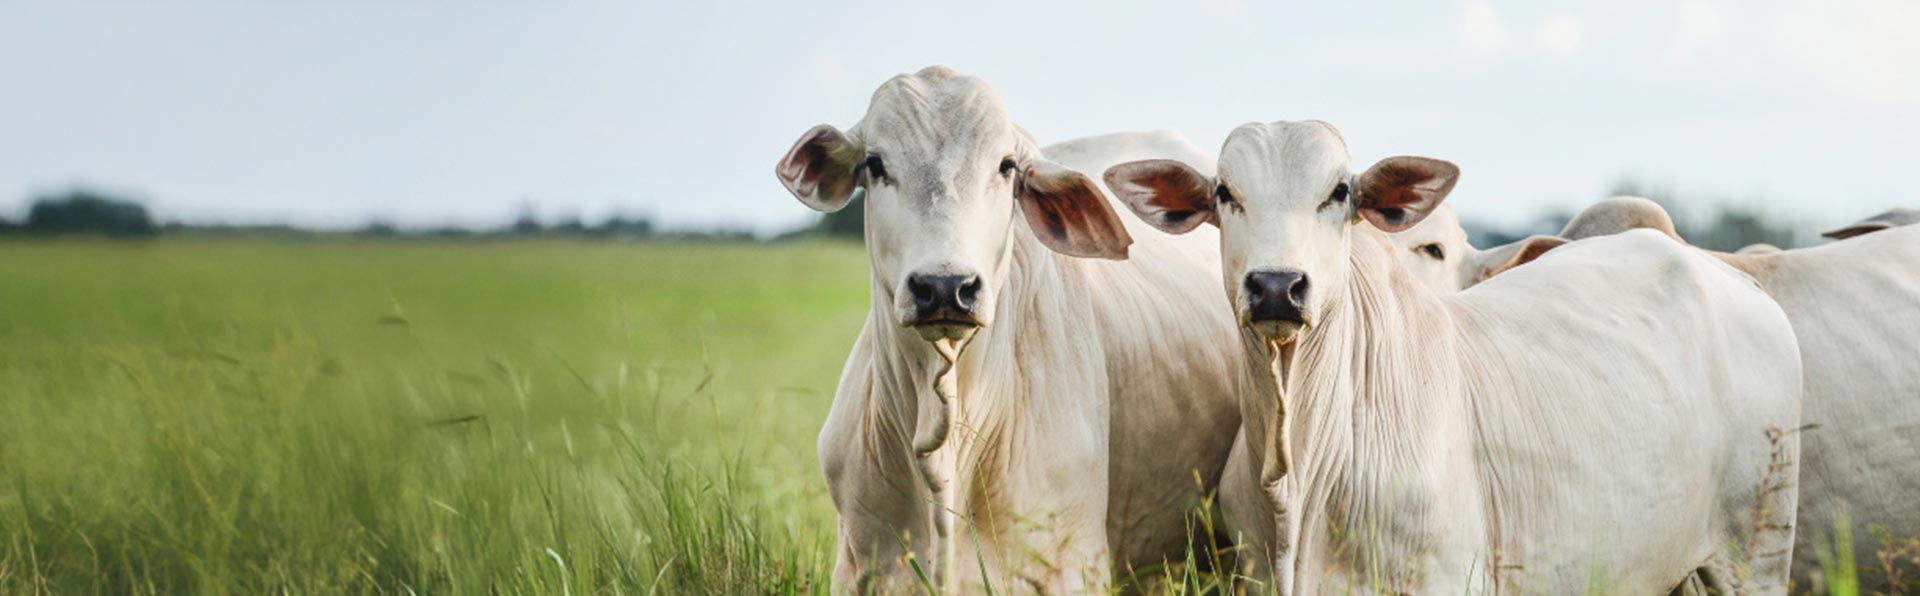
[0,178,1813,253]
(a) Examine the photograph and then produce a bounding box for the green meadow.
[0,240,867,594]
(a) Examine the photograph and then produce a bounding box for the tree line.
[1,190,161,237]
[0,190,715,240]
[3,182,1815,251]
[1455,178,1803,252]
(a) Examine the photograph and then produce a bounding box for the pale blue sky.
[2,1,1916,233]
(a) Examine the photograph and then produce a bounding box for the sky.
[2,0,1917,234]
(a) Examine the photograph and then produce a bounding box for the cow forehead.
[855,70,1016,171]
[1217,121,1350,201]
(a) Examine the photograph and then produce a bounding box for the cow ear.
[1477,235,1567,281]
[1104,159,1216,234]
[1821,222,1888,240]
[1016,159,1134,260]
[776,124,864,212]
[1822,207,1920,240]
[1354,156,1459,233]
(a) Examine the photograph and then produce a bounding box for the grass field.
[1,239,1904,595]
[0,239,868,594]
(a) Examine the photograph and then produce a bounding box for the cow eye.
[1215,183,1236,205]
[999,157,1017,178]
[864,155,887,182]
[1417,243,1445,261]
[1329,182,1349,203]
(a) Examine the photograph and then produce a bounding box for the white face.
[854,77,1023,338]
[1211,122,1360,342]
[1105,120,1459,343]
[1387,204,1471,293]
[777,67,1133,343]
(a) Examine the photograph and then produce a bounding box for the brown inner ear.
[1018,164,1134,260]
[1356,166,1437,209]
[1102,159,1215,235]
[776,125,862,212]
[1355,156,1460,233]
[1485,236,1568,279]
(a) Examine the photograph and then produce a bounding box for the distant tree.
[423,226,477,239]
[357,220,400,237]
[1608,177,1799,251]
[813,191,864,239]
[1461,209,1571,249]
[550,214,586,236]
[594,213,654,237]
[24,190,158,237]
[0,216,18,235]
[508,201,544,235]
[1686,205,1798,252]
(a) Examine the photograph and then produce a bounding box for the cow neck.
[864,302,960,545]
[1270,229,1479,589]
[861,220,1094,563]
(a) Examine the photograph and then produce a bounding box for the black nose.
[907,273,982,325]
[1244,270,1308,323]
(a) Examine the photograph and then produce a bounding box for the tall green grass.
[0,239,865,594]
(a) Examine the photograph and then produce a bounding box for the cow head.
[1106,121,1457,343]
[1387,203,1473,293]
[777,66,1132,343]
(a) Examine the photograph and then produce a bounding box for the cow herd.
[775,66,1920,595]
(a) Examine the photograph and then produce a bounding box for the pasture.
[0,239,1899,595]
[0,239,863,594]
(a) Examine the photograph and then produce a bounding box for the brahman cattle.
[1440,198,1920,585]
[777,66,1242,594]
[1105,120,1803,595]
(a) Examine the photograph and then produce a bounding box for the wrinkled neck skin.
[1255,230,1492,595]
[850,219,1113,593]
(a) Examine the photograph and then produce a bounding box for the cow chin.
[912,322,979,343]
[1248,319,1303,344]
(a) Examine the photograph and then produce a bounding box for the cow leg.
[1724,427,1800,596]
[1665,570,1707,596]
[1692,508,1797,596]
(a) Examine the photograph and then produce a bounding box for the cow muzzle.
[1244,269,1308,342]
[905,272,983,341]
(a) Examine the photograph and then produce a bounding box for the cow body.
[1260,230,1804,595]
[1714,226,1920,582]
[1105,121,1803,594]
[1429,199,1920,583]
[810,118,1242,592]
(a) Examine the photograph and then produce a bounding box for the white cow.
[777,66,1243,594]
[1104,120,1803,595]
[1439,198,1920,586]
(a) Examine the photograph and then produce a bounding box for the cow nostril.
[907,273,981,321]
[907,275,938,307]
[1243,275,1269,303]
[1243,270,1307,323]
[957,276,982,310]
